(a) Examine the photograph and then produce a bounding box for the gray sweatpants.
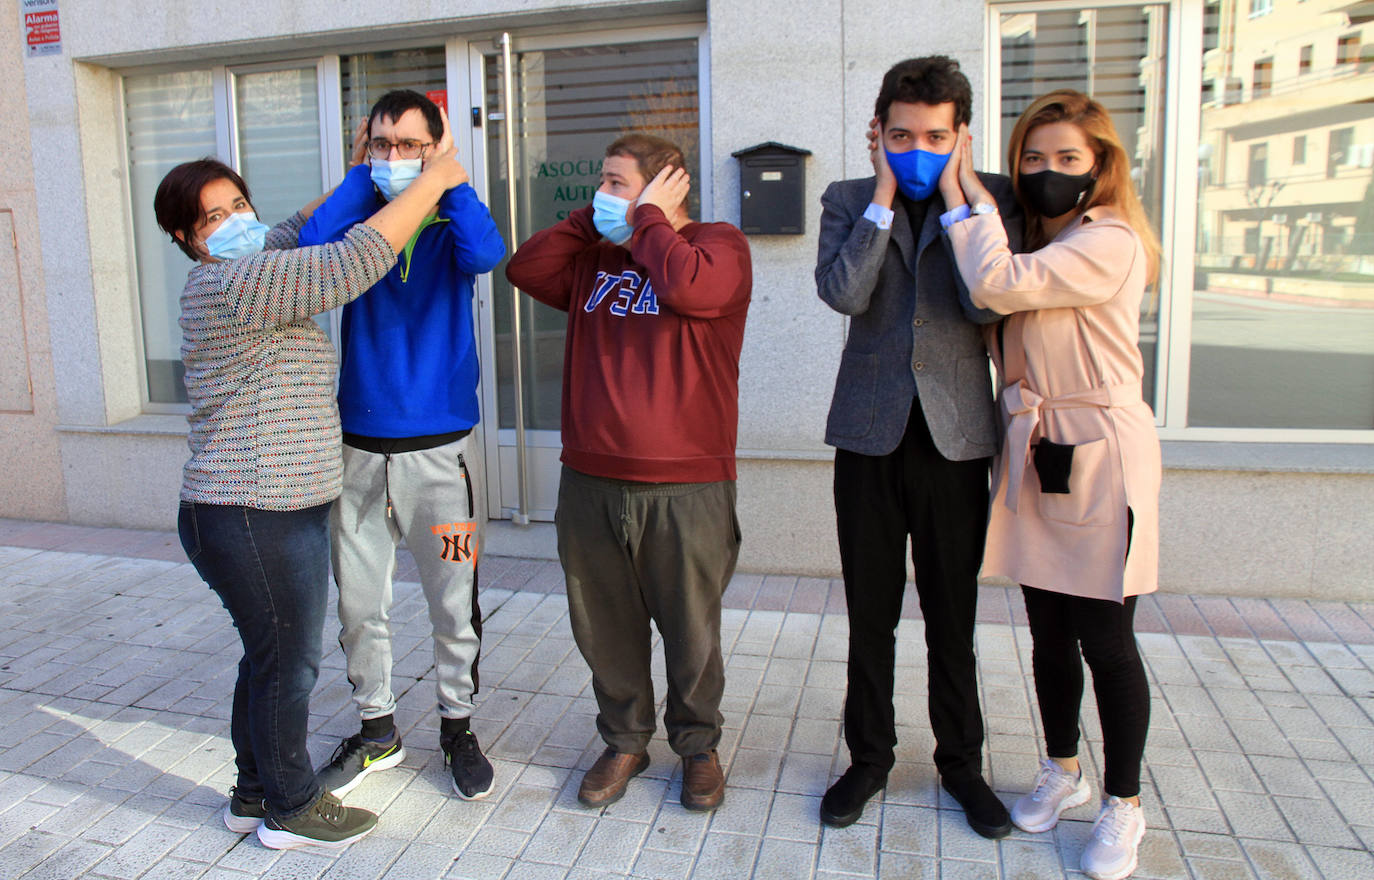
[555,465,742,757]
[331,435,484,721]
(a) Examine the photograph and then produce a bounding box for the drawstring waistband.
[383,453,393,520]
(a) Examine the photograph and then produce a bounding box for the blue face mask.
[592,191,635,245]
[885,148,953,202]
[371,158,423,201]
[204,210,269,261]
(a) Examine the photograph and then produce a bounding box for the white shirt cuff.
[940,204,971,229]
[863,202,894,230]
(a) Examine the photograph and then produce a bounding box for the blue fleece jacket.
[299,163,505,438]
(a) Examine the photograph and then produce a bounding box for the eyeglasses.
[367,138,434,160]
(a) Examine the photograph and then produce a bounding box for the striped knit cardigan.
[179,213,396,510]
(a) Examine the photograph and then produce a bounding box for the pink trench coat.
[945,205,1161,602]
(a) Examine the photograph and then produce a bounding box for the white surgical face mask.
[592,191,634,245]
[204,210,269,260]
[371,158,423,201]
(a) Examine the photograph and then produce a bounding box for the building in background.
[2,0,1370,598]
[1195,0,1374,429]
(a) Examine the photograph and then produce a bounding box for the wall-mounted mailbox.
[732,142,811,235]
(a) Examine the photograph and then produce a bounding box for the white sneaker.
[1081,796,1146,880]
[1011,758,1091,832]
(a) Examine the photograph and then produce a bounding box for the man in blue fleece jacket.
[298,90,505,802]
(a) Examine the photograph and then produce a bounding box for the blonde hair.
[1007,90,1161,283]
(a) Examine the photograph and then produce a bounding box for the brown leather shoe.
[577,748,650,807]
[680,750,726,811]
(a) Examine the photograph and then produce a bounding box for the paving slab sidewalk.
[0,520,1370,880]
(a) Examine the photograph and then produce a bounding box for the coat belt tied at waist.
[1000,379,1143,514]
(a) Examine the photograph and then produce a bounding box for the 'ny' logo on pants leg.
[441,533,474,563]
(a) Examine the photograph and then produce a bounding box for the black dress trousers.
[833,399,991,781]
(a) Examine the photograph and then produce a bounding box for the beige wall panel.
[735,458,838,576]
[0,0,65,522]
[58,430,185,530]
[708,0,844,452]
[1309,474,1374,599]
[0,211,30,412]
[1159,469,1343,600]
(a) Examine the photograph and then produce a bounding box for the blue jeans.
[178,500,329,817]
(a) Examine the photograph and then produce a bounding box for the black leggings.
[1021,586,1150,799]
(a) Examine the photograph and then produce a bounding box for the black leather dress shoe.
[941,774,1012,839]
[820,765,888,827]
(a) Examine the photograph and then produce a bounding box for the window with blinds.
[124,64,329,404]
[486,40,700,244]
[340,48,448,165]
[234,67,325,229]
[125,70,216,404]
[996,4,1169,411]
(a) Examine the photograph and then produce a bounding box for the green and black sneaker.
[222,786,267,833]
[256,791,376,850]
[441,729,494,800]
[316,732,406,798]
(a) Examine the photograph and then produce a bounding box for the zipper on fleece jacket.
[399,215,450,283]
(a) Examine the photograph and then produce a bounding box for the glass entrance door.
[470,31,701,522]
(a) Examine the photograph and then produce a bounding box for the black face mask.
[1019,170,1094,219]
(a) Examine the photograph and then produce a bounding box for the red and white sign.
[426,90,448,114]
[22,0,61,58]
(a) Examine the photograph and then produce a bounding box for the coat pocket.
[825,350,878,439]
[954,354,997,448]
[1036,436,1116,526]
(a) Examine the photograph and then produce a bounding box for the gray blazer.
[816,174,1022,460]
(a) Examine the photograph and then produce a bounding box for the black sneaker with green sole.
[316,732,405,797]
[256,791,377,850]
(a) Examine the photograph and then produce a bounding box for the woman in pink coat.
[939,90,1162,880]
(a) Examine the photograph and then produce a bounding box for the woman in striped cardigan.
[155,135,468,851]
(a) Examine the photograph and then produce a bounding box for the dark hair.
[368,89,443,141]
[874,55,972,127]
[154,158,253,261]
[605,133,686,188]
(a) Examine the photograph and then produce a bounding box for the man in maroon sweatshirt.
[506,133,751,813]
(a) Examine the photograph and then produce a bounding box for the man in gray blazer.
[815,56,1021,837]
